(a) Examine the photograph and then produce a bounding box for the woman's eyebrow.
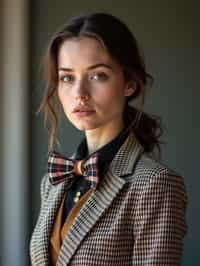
[58,63,113,72]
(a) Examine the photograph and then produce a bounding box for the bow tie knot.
[47,151,99,190]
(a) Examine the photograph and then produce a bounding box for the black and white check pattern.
[30,131,188,265]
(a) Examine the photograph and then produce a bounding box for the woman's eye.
[60,75,74,83]
[91,72,108,81]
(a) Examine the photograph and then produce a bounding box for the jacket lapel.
[57,131,144,265]
[32,178,72,265]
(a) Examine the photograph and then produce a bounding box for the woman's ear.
[124,81,137,97]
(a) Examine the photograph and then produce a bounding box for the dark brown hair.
[37,12,164,157]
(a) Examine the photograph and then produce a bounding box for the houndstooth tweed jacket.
[30,131,187,266]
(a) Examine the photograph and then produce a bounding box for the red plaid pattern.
[47,151,99,190]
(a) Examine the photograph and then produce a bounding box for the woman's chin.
[72,122,99,132]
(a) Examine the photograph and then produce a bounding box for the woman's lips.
[74,110,96,117]
[73,105,95,117]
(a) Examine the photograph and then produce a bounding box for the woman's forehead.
[58,37,118,70]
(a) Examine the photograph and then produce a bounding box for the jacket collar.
[109,130,144,177]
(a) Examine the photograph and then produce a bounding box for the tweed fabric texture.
[30,131,187,265]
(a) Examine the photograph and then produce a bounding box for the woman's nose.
[74,79,90,101]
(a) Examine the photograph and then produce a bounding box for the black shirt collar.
[75,128,130,176]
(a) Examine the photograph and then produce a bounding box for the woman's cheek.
[57,90,70,115]
[58,87,69,103]
[94,86,114,101]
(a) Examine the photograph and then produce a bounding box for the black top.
[61,128,129,226]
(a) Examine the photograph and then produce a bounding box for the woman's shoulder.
[124,153,188,213]
[129,152,186,192]
[137,153,180,175]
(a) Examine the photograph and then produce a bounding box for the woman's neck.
[85,121,125,155]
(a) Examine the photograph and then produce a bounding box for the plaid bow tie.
[47,151,99,190]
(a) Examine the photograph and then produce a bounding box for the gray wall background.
[0,2,3,265]
[31,1,200,265]
[2,1,30,265]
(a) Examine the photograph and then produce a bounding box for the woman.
[30,12,187,265]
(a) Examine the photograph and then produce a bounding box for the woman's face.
[57,37,135,134]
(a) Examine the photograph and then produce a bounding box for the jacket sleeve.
[132,169,188,265]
